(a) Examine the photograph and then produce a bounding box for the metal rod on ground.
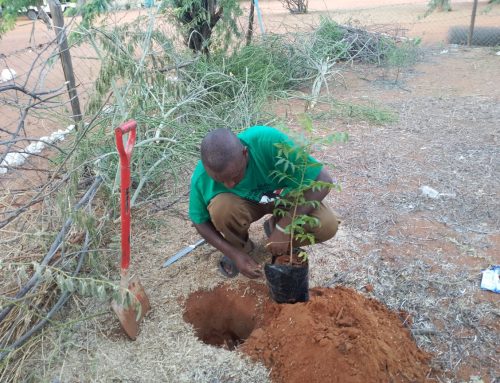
[468,0,479,47]
[47,0,82,125]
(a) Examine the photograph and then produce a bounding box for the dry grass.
[308,90,499,381]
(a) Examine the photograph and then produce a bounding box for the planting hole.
[183,283,265,350]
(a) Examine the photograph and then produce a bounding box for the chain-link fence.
[252,0,500,45]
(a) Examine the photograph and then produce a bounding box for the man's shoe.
[218,256,239,278]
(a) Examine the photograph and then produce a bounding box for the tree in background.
[425,0,451,16]
[0,0,48,36]
[74,0,109,30]
[165,0,241,56]
[280,0,308,14]
[0,0,110,38]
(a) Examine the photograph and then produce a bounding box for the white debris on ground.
[420,185,456,199]
[0,125,75,175]
[0,68,17,83]
[420,185,440,199]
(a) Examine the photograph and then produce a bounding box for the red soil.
[184,282,432,383]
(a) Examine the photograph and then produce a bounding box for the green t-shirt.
[188,126,323,224]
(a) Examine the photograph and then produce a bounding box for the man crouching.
[188,126,339,278]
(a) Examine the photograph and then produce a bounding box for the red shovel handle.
[115,120,137,163]
[115,120,137,272]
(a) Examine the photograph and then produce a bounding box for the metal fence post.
[468,0,479,46]
[47,0,82,125]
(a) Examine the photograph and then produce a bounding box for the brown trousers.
[208,193,339,251]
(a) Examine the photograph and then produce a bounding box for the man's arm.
[193,221,262,279]
[266,167,333,254]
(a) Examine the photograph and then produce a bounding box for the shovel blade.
[111,276,151,340]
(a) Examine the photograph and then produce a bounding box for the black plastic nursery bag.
[264,263,309,304]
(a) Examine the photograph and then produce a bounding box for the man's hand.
[232,251,262,279]
[265,229,291,256]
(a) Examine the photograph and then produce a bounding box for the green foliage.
[66,0,110,42]
[162,0,242,54]
[79,0,109,29]
[280,0,308,14]
[69,17,273,207]
[190,34,309,102]
[309,17,350,62]
[424,0,451,16]
[310,101,397,125]
[270,116,347,263]
[384,37,421,83]
[4,260,141,312]
[0,0,40,36]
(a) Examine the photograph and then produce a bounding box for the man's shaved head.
[201,128,244,173]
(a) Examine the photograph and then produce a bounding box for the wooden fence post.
[246,0,255,46]
[47,0,82,125]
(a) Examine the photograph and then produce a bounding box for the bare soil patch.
[184,282,432,383]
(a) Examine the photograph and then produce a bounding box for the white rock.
[420,185,440,199]
[0,124,75,175]
[496,51,500,56]
[0,68,17,83]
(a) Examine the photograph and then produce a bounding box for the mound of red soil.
[183,282,431,383]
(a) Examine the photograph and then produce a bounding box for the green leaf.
[32,261,42,278]
[91,280,98,296]
[56,275,66,292]
[97,285,107,301]
[275,158,286,166]
[124,290,133,308]
[78,280,88,296]
[112,289,123,305]
[66,279,76,293]
[297,251,308,261]
[43,268,53,282]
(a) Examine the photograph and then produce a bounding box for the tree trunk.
[246,0,255,46]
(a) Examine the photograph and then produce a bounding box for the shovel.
[111,120,151,340]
